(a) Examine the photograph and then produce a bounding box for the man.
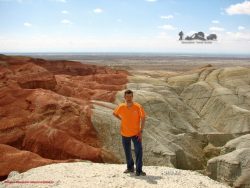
[113,89,146,176]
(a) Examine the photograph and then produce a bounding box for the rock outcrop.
[0,144,69,180]
[91,65,250,187]
[1,54,249,187]
[0,162,229,188]
[0,54,127,179]
[207,134,250,187]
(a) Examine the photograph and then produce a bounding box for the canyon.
[0,54,250,187]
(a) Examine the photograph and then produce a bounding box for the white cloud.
[0,0,29,3]
[238,26,245,30]
[159,24,176,30]
[160,15,174,19]
[1,0,27,3]
[117,19,122,23]
[212,20,220,24]
[93,8,103,14]
[1,33,250,54]
[61,10,69,14]
[0,35,177,53]
[24,22,32,27]
[61,19,72,24]
[157,32,168,38]
[0,0,10,2]
[156,32,174,40]
[224,31,250,41]
[209,27,225,32]
[226,1,250,15]
[55,0,66,3]
[145,0,157,2]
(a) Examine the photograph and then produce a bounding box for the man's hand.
[136,131,142,142]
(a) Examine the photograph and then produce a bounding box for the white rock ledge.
[1,162,230,188]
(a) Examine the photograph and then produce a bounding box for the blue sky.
[0,0,250,54]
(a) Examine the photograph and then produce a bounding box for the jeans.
[122,135,143,173]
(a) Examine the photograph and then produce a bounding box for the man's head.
[124,89,133,103]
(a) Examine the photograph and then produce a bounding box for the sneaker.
[135,171,146,176]
[123,168,135,173]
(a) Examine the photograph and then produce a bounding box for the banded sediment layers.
[1,54,249,187]
[0,54,127,179]
[92,64,250,187]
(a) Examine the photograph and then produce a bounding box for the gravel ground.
[1,162,230,188]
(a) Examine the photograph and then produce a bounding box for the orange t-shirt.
[113,102,146,137]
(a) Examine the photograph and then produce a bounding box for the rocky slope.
[1,54,249,187]
[0,54,127,180]
[92,65,250,187]
[207,134,250,187]
[0,144,71,179]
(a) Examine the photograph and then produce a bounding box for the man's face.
[124,93,133,103]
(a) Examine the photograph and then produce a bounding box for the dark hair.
[124,89,133,96]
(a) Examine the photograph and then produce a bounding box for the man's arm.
[137,117,145,142]
[113,112,121,120]
[140,117,145,132]
[140,105,146,132]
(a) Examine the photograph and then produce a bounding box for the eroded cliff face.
[91,64,250,187]
[1,54,249,187]
[0,144,69,179]
[0,54,128,179]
